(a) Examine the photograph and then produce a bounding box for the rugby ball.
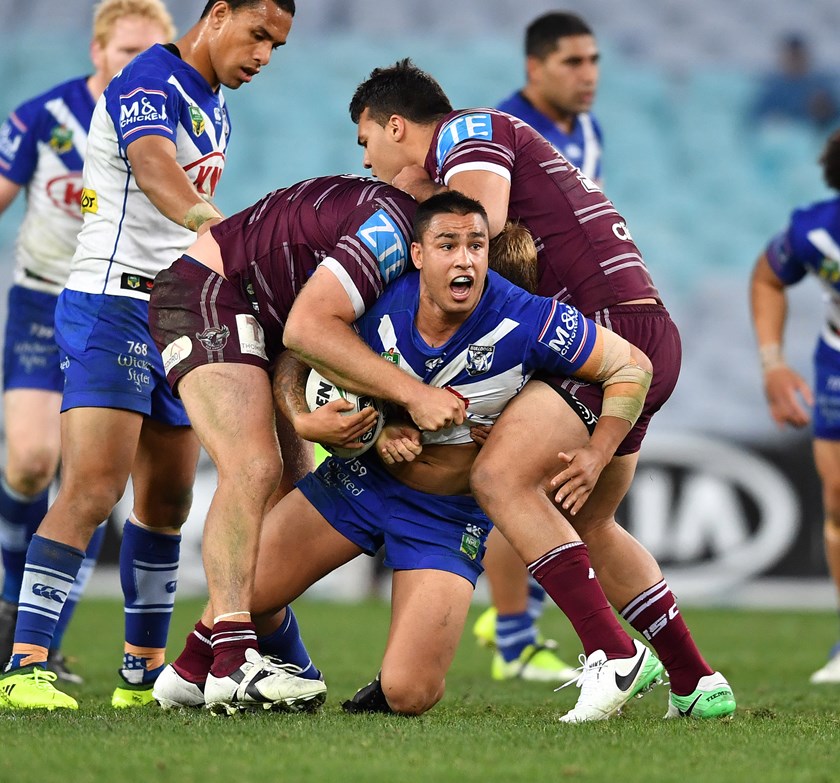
[304,368,385,459]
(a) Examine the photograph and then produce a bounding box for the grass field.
[2,599,839,783]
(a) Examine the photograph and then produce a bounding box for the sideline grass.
[2,599,838,783]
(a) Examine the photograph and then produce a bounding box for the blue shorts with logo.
[3,285,63,392]
[297,454,490,586]
[814,337,840,440]
[55,289,189,425]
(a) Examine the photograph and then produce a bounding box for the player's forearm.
[272,350,310,425]
[284,312,423,409]
[750,265,788,369]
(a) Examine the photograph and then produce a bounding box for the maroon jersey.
[210,175,417,330]
[424,109,660,314]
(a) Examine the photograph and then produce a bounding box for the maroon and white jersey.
[424,109,660,314]
[210,174,417,329]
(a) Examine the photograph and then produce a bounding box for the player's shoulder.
[7,76,89,124]
[107,45,184,93]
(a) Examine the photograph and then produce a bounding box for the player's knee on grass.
[381,670,444,716]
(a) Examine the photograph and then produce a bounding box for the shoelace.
[555,654,588,693]
[555,653,608,713]
[260,654,305,677]
[29,668,59,689]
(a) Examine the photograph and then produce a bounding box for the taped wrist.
[759,343,785,372]
[183,201,221,232]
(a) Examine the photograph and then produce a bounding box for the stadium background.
[0,0,837,608]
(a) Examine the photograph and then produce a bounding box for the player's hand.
[549,445,610,516]
[377,423,423,465]
[470,424,492,447]
[763,364,813,428]
[391,165,438,200]
[294,398,379,450]
[405,386,467,432]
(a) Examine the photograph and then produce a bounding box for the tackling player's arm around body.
[156,191,664,721]
[0,0,296,713]
[750,129,840,684]
[0,0,175,687]
[348,59,736,720]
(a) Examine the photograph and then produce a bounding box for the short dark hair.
[821,129,840,191]
[201,0,295,19]
[350,58,452,126]
[526,12,593,59]
[413,191,488,243]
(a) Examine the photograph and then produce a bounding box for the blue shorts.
[3,285,63,393]
[297,455,491,586]
[813,337,840,440]
[55,289,189,425]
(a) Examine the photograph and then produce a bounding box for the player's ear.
[90,38,104,73]
[525,55,542,84]
[387,115,406,142]
[410,241,423,270]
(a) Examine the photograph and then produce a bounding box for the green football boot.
[665,672,736,719]
[0,665,78,710]
[112,682,156,708]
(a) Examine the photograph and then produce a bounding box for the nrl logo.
[382,347,401,365]
[189,105,205,137]
[49,125,73,153]
[465,344,494,376]
[195,325,229,351]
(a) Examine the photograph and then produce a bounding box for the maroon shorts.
[544,304,681,456]
[148,256,282,393]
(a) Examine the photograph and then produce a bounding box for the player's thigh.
[250,488,364,615]
[474,380,590,490]
[132,419,201,527]
[814,438,840,511]
[3,389,62,481]
[178,363,280,481]
[381,569,473,696]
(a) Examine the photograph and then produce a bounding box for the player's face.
[208,1,293,89]
[357,109,410,183]
[529,34,599,118]
[412,212,489,319]
[92,16,170,83]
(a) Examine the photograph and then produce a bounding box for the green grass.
[2,600,839,783]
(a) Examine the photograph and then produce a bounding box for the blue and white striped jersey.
[496,91,603,181]
[68,44,231,299]
[0,76,95,294]
[355,269,597,445]
[766,195,840,351]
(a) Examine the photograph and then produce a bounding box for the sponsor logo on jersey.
[80,188,98,214]
[120,272,154,293]
[576,169,601,194]
[184,150,225,198]
[196,325,230,351]
[538,302,583,359]
[436,112,494,167]
[119,88,168,133]
[424,356,445,373]
[235,313,268,360]
[356,209,408,283]
[612,221,633,241]
[189,105,205,137]
[381,347,401,365]
[162,335,193,374]
[46,173,84,219]
[49,124,74,153]
[465,344,495,376]
[818,256,840,284]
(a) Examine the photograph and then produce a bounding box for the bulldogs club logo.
[196,325,230,351]
[465,344,495,376]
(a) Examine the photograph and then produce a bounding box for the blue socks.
[496,611,538,663]
[258,606,321,680]
[527,576,546,622]
[0,476,48,603]
[10,534,84,669]
[119,519,180,684]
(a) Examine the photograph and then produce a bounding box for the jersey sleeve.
[106,75,182,149]
[524,296,598,376]
[0,97,42,185]
[435,111,516,186]
[764,216,811,286]
[319,204,411,319]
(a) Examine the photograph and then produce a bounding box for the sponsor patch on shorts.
[235,313,268,359]
[161,335,192,373]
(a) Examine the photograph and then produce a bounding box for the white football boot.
[558,639,664,723]
[153,664,206,709]
[810,643,840,684]
[203,648,327,715]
